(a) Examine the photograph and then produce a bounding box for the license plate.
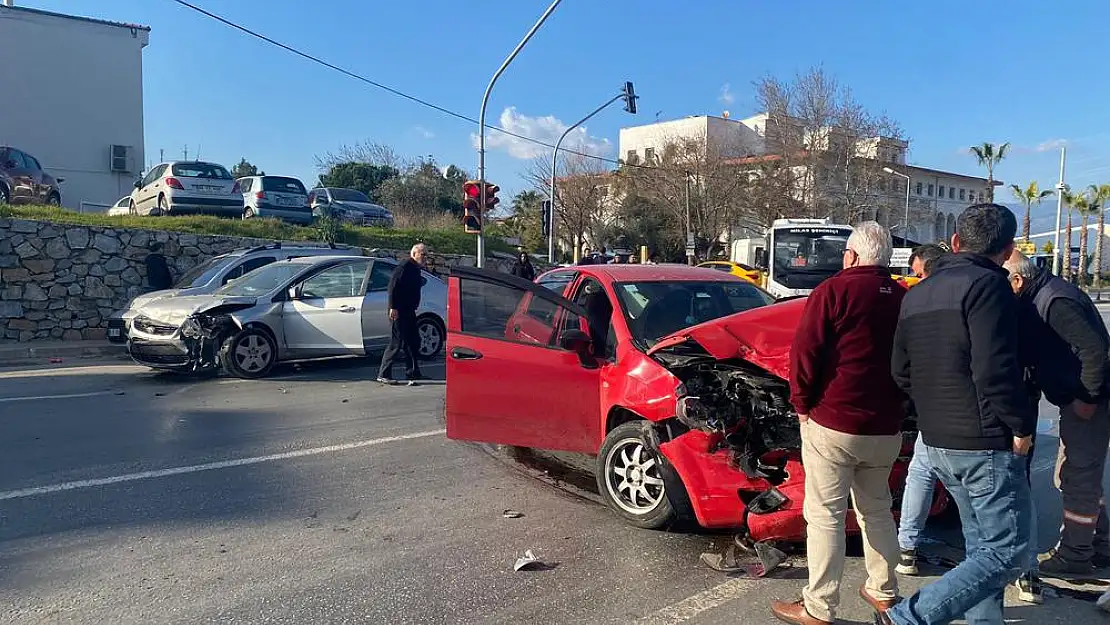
[278,197,299,206]
[193,185,221,194]
[108,328,121,337]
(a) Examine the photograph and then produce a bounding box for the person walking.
[881,204,1035,625]
[511,251,536,281]
[145,241,173,291]
[770,222,907,625]
[377,243,427,386]
[1004,250,1110,578]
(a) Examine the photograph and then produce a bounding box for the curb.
[0,342,129,368]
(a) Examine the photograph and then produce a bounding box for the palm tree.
[1090,183,1110,288]
[1010,181,1054,241]
[1061,188,1086,282]
[970,142,1010,202]
[1077,192,1100,286]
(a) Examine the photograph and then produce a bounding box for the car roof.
[280,254,369,265]
[541,264,739,282]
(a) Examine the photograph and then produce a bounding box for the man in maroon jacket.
[771,222,907,625]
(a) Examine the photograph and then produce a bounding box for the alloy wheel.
[417,320,443,357]
[234,334,272,373]
[603,437,665,515]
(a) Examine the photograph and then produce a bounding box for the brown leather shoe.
[859,585,900,612]
[770,599,832,625]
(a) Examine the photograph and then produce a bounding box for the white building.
[0,2,149,210]
[619,114,764,165]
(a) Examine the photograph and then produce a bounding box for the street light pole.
[685,171,694,265]
[1052,146,1067,276]
[883,166,911,238]
[549,93,625,264]
[477,0,562,269]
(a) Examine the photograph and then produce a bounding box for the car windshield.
[329,188,370,202]
[615,280,774,347]
[262,177,306,194]
[772,227,851,290]
[174,256,229,288]
[172,163,233,180]
[215,262,307,296]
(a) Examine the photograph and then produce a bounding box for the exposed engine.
[672,361,801,482]
[178,313,240,373]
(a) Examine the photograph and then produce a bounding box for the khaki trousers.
[800,419,902,622]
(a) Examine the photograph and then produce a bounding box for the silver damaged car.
[127,255,446,378]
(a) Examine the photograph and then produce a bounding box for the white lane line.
[0,428,446,501]
[0,390,119,403]
[634,578,758,625]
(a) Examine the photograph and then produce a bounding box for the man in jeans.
[770,222,906,625]
[882,204,1035,625]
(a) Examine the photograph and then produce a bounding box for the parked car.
[697,260,763,285]
[130,161,242,217]
[0,146,63,205]
[444,264,947,541]
[238,175,313,225]
[308,187,394,227]
[107,196,132,216]
[126,255,446,378]
[106,243,362,343]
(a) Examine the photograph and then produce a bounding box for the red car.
[445,265,945,544]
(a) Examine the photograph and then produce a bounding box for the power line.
[168,0,641,171]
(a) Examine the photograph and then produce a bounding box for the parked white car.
[130,161,242,217]
[238,175,313,225]
[107,196,132,216]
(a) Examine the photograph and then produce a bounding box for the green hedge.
[0,205,509,256]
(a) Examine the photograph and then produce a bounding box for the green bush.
[0,205,509,256]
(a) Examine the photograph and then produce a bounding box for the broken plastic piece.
[754,541,788,576]
[49,358,63,364]
[700,537,789,577]
[502,509,524,519]
[747,487,789,515]
[513,549,546,571]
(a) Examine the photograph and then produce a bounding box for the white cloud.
[718,83,735,106]
[1035,138,1067,152]
[413,125,435,139]
[471,107,612,160]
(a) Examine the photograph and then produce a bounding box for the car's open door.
[446,266,602,454]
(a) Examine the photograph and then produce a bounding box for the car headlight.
[180,316,203,338]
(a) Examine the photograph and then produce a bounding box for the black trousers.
[378,309,421,380]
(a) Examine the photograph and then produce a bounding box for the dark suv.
[0,146,63,205]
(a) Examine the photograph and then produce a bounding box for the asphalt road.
[2,349,1110,624]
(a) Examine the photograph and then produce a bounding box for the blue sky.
[30,0,1110,224]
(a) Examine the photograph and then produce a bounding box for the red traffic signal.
[462,180,482,234]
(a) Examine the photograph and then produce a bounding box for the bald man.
[377,243,427,386]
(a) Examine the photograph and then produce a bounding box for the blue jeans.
[898,436,936,551]
[887,446,1032,625]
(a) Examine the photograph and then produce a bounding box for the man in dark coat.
[511,251,536,281]
[145,242,173,291]
[377,243,427,386]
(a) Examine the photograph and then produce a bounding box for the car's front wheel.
[596,422,677,529]
[47,192,61,206]
[220,328,277,379]
[415,315,445,360]
[243,207,256,220]
[0,184,9,205]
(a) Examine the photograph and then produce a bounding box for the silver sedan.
[127,255,446,378]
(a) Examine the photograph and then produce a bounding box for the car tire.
[0,184,10,205]
[220,328,277,379]
[596,421,679,530]
[415,315,445,360]
[128,200,137,216]
[47,192,61,206]
[244,207,256,220]
[155,195,169,217]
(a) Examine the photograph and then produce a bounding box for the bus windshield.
[771,226,851,290]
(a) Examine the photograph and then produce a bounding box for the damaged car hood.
[647,297,808,379]
[134,295,259,326]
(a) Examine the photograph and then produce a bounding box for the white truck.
[732,218,855,299]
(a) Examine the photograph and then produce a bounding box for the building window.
[626,150,637,163]
[927,184,934,197]
[938,185,945,199]
[949,187,955,199]
[916,182,923,196]
[959,188,966,201]
[644,147,655,163]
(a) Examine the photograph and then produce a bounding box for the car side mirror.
[560,329,596,368]
[287,286,299,300]
[134,179,143,189]
[755,249,768,270]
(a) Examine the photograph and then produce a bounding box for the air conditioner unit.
[110,145,133,173]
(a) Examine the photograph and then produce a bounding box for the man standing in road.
[882,204,1035,625]
[770,222,907,625]
[377,243,427,386]
[1004,250,1110,577]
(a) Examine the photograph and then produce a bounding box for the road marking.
[0,390,120,404]
[0,364,143,379]
[0,428,446,501]
[634,578,758,625]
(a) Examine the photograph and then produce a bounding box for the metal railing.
[77,201,111,213]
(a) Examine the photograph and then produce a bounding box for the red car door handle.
[450,347,482,360]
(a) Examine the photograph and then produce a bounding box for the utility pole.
[477,0,562,268]
[1053,146,1067,276]
[685,171,694,265]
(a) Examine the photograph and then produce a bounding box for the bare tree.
[525,154,613,256]
[314,141,407,171]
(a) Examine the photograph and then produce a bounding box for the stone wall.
[0,217,518,342]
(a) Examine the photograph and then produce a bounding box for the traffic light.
[541,199,552,236]
[621,81,638,115]
[462,180,482,234]
[484,183,500,212]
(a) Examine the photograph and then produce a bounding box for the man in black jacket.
[882,204,1035,625]
[145,242,173,291]
[1005,250,1110,577]
[377,243,427,386]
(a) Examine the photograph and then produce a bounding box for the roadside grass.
[0,205,509,255]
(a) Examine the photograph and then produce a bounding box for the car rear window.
[262,177,306,194]
[329,188,371,203]
[172,163,233,180]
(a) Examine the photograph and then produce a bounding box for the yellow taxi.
[697,261,763,285]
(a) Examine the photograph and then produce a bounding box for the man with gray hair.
[1005,250,1110,579]
[377,243,428,386]
[771,222,907,625]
